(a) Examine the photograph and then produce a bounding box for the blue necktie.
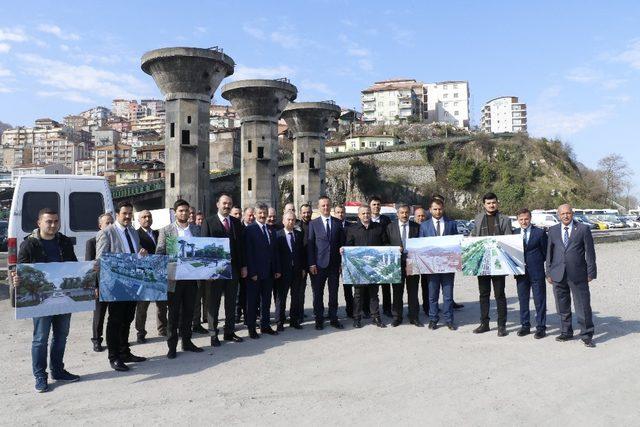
[562,226,569,248]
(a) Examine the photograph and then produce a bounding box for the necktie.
[401,223,407,247]
[436,220,441,236]
[522,229,528,246]
[262,225,270,244]
[223,217,230,233]
[288,232,294,252]
[563,226,569,247]
[147,230,155,244]
[326,218,331,236]
[124,227,135,253]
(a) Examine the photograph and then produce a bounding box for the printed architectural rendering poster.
[15,261,95,319]
[342,246,402,285]
[405,235,463,275]
[166,236,232,280]
[461,235,525,276]
[99,253,168,301]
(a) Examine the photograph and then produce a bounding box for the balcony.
[362,103,376,112]
[362,95,375,102]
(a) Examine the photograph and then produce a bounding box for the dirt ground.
[1,240,638,425]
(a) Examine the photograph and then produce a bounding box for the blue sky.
[1,1,638,193]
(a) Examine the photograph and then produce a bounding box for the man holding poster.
[12,208,80,392]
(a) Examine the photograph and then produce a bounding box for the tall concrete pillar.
[282,101,341,209]
[141,47,234,214]
[221,79,297,209]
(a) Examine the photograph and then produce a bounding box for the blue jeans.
[428,273,454,323]
[32,314,71,379]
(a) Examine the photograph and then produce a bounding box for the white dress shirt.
[562,221,574,239]
[141,227,156,244]
[218,213,231,230]
[175,222,192,237]
[114,221,137,253]
[320,215,332,234]
[432,217,444,236]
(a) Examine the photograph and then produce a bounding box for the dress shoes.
[373,317,386,328]
[192,325,209,335]
[276,323,285,332]
[517,327,531,337]
[224,333,244,343]
[110,359,129,371]
[582,338,596,348]
[136,335,147,344]
[534,330,546,339]
[428,321,438,330]
[410,319,424,327]
[555,334,573,342]
[260,326,278,336]
[391,319,401,327]
[290,322,303,330]
[248,329,260,339]
[121,353,147,363]
[453,302,464,310]
[92,341,104,352]
[211,336,221,347]
[182,341,204,352]
[473,323,490,334]
[158,330,167,337]
[330,320,344,329]
[167,348,177,359]
[353,319,362,328]
[445,323,457,331]
[497,326,508,337]
[315,321,324,331]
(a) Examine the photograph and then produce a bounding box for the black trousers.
[237,277,247,318]
[91,300,109,344]
[381,284,392,314]
[354,285,380,320]
[311,267,340,322]
[343,284,354,317]
[246,277,273,330]
[553,276,594,339]
[106,301,136,362]
[134,301,167,338]
[478,275,507,327]
[393,274,420,322]
[420,274,430,315]
[167,281,197,350]
[192,281,208,325]
[207,279,238,336]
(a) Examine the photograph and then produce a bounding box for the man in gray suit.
[96,201,148,372]
[546,203,597,348]
[156,199,204,358]
[470,192,513,337]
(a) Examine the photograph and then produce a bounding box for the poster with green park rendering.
[166,236,232,280]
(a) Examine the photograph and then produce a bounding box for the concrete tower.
[282,101,341,209]
[221,79,297,209]
[141,47,234,214]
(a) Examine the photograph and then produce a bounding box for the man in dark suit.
[88,213,113,352]
[387,204,421,327]
[133,210,167,344]
[344,205,390,328]
[546,203,597,348]
[333,204,354,318]
[244,204,281,338]
[413,207,431,317]
[201,193,246,346]
[308,196,345,330]
[275,211,307,330]
[470,192,513,337]
[419,198,459,330]
[235,207,256,323]
[515,208,548,339]
[369,196,392,317]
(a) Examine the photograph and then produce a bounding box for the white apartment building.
[344,135,400,151]
[31,137,87,171]
[132,115,165,134]
[422,81,470,129]
[93,143,133,175]
[11,163,71,186]
[480,96,527,133]
[361,79,423,124]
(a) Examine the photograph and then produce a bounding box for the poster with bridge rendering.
[461,235,525,276]
[166,236,232,280]
[99,253,168,301]
[342,246,402,285]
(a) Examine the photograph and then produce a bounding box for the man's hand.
[274,272,281,279]
[546,276,553,284]
[339,247,344,255]
[588,276,594,283]
[240,267,248,279]
[309,265,318,275]
[94,288,99,299]
[251,275,258,282]
[10,270,19,287]
[138,248,148,257]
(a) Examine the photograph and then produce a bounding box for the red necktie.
[223,217,230,233]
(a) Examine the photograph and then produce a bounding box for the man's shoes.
[534,330,547,339]
[453,302,464,310]
[428,321,438,330]
[363,312,371,319]
[517,327,531,337]
[346,311,354,319]
[276,323,285,332]
[182,341,204,352]
[315,321,324,331]
[556,334,573,342]
[260,327,278,335]
[373,317,386,328]
[445,323,457,331]
[410,319,424,327]
[582,338,596,348]
[92,341,104,352]
[158,329,167,337]
[167,348,177,359]
[353,319,362,328]
[290,322,303,330]
[136,335,147,344]
[391,319,401,327]
[497,326,508,337]
[192,325,209,334]
[223,333,244,343]
[110,359,129,372]
[473,323,490,334]
[51,370,80,382]
[35,377,49,393]
[211,336,221,347]
[121,353,146,363]
[248,329,260,339]
[330,320,344,329]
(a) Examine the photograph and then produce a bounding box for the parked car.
[531,212,560,230]
[574,214,599,230]
[455,220,470,236]
[0,220,7,251]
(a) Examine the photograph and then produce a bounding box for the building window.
[309,157,315,169]
[443,85,448,90]
[378,101,384,106]
[389,101,395,106]
[454,111,459,116]
[248,178,252,191]
[301,184,305,195]
[257,147,264,159]
[187,115,192,124]
[170,173,175,188]
[247,140,252,153]
[181,130,190,145]
[454,102,459,106]
[300,152,305,163]
[170,123,175,137]
[453,84,458,89]
[454,93,459,98]
[443,93,448,99]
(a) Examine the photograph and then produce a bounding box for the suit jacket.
[345,221,389,246]
[85,237,97,261]
[244,222,280,280]
[307,215,345,269]
[156,222,201,292]
[201,213,245,277]
[517,226,547,282]
[137,228,159,255]
[387,220,420,247]
[372,214,392,227]
[96,223,142,259]
[276,228,306,283]
[471,212,513,236]
[418,216,459,237]
[545,221,597,283]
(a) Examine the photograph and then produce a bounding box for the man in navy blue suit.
[244,204,281,339]
[515,208,548,339]
[419,198,459,330]
[307,196,345,330]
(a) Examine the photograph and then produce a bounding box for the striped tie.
[563,226,569,248]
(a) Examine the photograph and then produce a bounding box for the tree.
[598,154,632,205]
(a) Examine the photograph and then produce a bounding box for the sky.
[0,1,638,193]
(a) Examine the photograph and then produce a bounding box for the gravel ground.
[1,240,638,425]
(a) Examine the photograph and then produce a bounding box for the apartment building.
[31,137,87,171]
[422,81,470,129]
[480,96,527,133]
[11,163,71,186]
[93,142,133,175]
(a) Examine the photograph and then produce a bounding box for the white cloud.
[37,24,80,41]
[0,43,10,53]
[36,90,93,103]
[242,24,266,40]
[611,38,640,70]
[231,64,296,81]
[357,58,373,72]
[195,26,207,34]
[347,47,369,57]
[529,107,612,137]
[299,79,335,97]
[601,78,627,90]
[243,21,310,50]
[0,65,12,77]
[389,24,414,47]
[0,27,28,42]
[270,31,300,49]
[339,35,373,72]
[565,67,600,83]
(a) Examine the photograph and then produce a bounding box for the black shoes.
[121,353,147,363]
[92,341,104,352]
[330,320,344,329]
[315,321,324,331]
[223,333,244,343]
[158,329,167,337]
[248,329,260,339]
[167,348,177,359]
[211,336,221,347]
[453,302,464,310]
[517,327,531,337]
[534,330,546,339]
[260,327,278,335]
[582,338,596,348]
[290,322,303,330]
[276,323,285,332]
[136,335,147,344]
[473,323,490,334]
[391,319,401,327]
[445,323,456,331]
[110,359,129,371]
[410,319,424,327]
[556,334,573,342]
[192,325,209,334]
[182,341,204,352]
[353,319,362,328]
[373,317,386,328]
[497,326,508,337]
[428,321,438,330]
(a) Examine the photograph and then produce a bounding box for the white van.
[530,212,560,229]
[8,175,114,263]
